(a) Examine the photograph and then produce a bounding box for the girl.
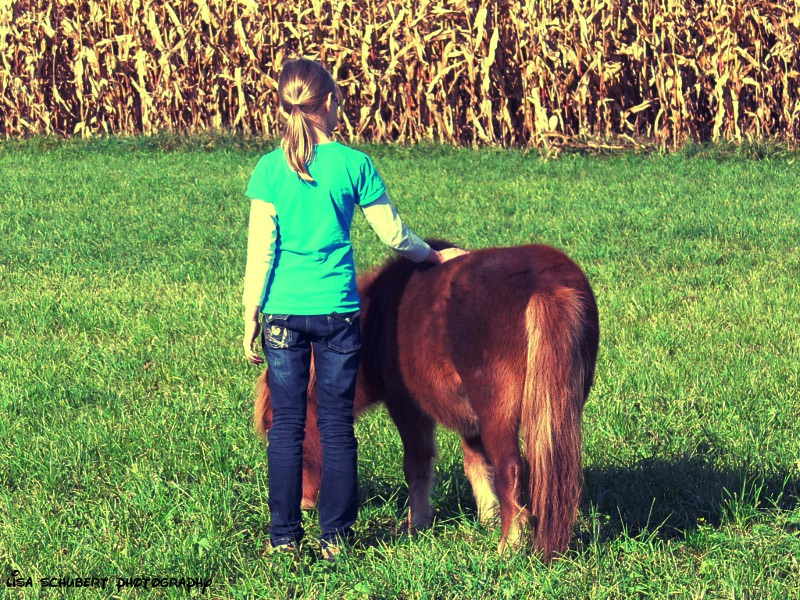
[241,59,466,559]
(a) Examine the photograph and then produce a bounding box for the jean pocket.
[263,314,292,349]
[326,311,361,353]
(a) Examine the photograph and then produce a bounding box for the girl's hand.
[243,312,264,365]
[428,247,470,264]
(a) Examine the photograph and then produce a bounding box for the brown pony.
[254,241,599,561]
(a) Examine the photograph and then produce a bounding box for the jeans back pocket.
[263,314,293,349]
[326,311,361,353]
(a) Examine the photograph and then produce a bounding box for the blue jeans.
[262,311,361,547]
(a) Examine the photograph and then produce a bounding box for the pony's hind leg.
[479,419,531,553]
[461,435,499,526]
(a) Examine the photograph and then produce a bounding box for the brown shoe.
[320,543,341,563]
[268,541,297,555]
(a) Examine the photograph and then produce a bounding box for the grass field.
[1,135,798,599]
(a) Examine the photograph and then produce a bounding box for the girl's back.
[246,142,386,314]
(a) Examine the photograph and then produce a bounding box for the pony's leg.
[386,398,437,532]
[461,435,499,526]
[479,420,531,553]
[403,416,437,532]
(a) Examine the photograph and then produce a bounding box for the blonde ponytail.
[278,59,337,182]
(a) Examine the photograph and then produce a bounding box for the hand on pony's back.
[428,247,470,264]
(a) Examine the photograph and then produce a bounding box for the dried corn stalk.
[1,0,798,148]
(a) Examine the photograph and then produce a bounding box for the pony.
[254,241,600,561]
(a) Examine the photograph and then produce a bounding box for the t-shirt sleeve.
[361,194,433,263]
[245,156,272,201]
[242,200,278,308]
[357,155,387,207]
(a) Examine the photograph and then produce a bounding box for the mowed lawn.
[1,136,798,599]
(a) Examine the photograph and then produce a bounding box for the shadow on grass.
[580,456,800,543]
[354,453,799,547]
[353,457,484,548]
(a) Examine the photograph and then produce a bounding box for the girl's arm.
[361,193,468,263]
[242,199,277,364]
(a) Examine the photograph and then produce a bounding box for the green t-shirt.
[245,142,386,315]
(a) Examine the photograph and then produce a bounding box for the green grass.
[1,135,798,599]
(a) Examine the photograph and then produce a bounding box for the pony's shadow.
[580,454,799,543]
[356,452,799,547]
[355,454,483,547]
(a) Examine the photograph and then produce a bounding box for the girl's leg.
[263,315,311,546]
[310,312,361,546]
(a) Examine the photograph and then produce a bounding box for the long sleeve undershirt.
[242,192,432,308]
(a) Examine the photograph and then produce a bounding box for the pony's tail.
[522,287,594,562]
[252,361,322,438]
[253,369,271,439]
[253,361,323,510]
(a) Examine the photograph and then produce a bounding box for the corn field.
[1,0,799,148]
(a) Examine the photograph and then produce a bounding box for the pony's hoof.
[301,498,317,511]
[497,538,508,554]
[497,535,520,555]
[399,521,416,535]
[399,522,424,535]
[400,517,433,535]
[497,518,529,554]
[478,508,500,529]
